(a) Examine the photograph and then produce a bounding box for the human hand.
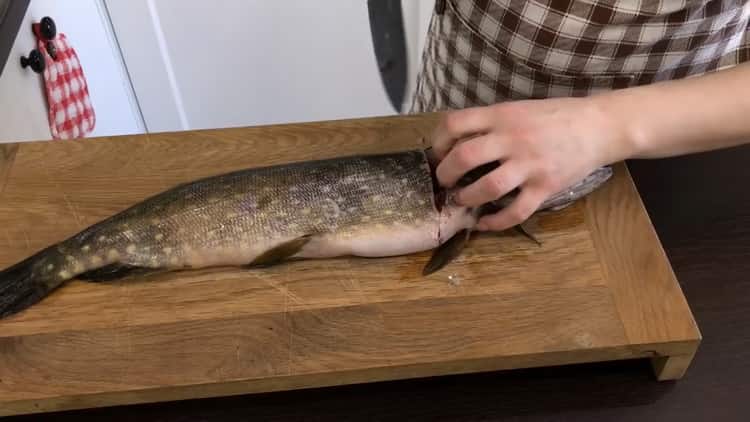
[430,96,633,231]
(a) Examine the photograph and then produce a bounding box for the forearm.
[594,61,750,161]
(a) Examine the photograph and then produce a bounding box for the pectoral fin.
[423,229,471,276]
[246,235,313,268]
[514,224,541,246]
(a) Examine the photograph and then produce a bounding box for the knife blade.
[367,0,408,113]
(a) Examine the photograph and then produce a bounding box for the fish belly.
[296,219,441,259]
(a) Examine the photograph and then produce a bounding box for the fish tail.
[0,245,75,318]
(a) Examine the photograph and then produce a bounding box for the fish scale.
[0,148,612,319]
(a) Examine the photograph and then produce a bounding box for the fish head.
[423,146,504,217]
[422,145,612,228]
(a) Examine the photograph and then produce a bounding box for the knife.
[367,0,408,113]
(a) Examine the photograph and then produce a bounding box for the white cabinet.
[105,0,434,133]
[0,0,143,143]
[1,0,434,143]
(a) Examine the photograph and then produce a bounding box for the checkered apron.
[410,0,750,112]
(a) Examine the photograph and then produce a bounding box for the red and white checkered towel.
[34,32,96,140]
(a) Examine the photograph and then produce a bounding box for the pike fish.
[0,148,612,319]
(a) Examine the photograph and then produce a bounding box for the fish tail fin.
[0,247,69,319]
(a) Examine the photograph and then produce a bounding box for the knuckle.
[506,124,532,143]
[483,174,508,198]
[507,208,525,223]
[490,102,515,121]
[526,160,555,186]
[442,112,463,134]
[512,200,536,221]
[453,142,476,167]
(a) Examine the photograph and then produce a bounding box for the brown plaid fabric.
[410,0,750,112]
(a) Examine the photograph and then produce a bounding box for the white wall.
[0,0,143,143]
[105,0,437,133]
[403,0,435,109]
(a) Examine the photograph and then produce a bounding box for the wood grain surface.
[0,143,18,195]
[584,163,700,363]
[0,114,701,416]
[3,144,746,422]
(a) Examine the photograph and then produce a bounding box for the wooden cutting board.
[0,113,700,416]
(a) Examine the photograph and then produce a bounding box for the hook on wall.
[39,16,57,39]
[19,15,58,72]
[20,48,45,73]
[20,16,59,73]
[33,16,58,60]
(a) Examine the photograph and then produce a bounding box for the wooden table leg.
[651,350,697,381]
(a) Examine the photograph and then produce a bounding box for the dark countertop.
[6,144,749,421]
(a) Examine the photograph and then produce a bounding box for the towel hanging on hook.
[24,16,96,140]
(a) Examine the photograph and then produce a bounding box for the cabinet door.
[105,0,434,133]
[0,0,143,143]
